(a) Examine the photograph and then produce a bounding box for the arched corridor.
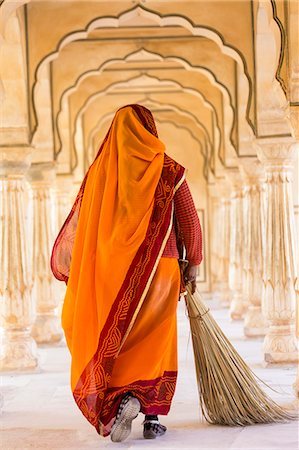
[0,1,298,448]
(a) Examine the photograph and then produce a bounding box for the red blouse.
[162,179,203,265]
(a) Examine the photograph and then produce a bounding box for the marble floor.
[1,297,298,450]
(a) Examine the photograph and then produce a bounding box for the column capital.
[55,173,75,191]
[0,146,33,179]
[254,136,298,169]
[27,161,56,187]
[239,157,266,182]
[208,180,232,199]
[224,167,244,189]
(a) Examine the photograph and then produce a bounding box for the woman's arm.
[174,179,203,292]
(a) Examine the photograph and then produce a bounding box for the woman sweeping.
[51,104,203,442]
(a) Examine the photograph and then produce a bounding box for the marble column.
[228,170,248,320]
[55,176,73,229]
[257,138,299,363]
[208,186,222,296]
[240,171,250,316]
[216,182,231,306]
[289,97,299,393]
[0,147,38,371]
[54,175,74,317]
[207,182,229,302]
[27,162,63,345]
[242,161,269,337]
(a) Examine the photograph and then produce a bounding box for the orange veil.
[51,105,185,435]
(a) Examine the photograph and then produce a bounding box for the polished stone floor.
[1,297,298,450]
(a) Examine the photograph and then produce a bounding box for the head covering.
[51,104,160,283]
[50,104,185,434]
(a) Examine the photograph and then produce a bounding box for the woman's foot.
[110,393,140,442]
[143,415,167,439]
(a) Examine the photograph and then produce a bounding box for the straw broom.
[185,283,297,426]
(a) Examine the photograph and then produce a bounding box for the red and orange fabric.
[51,104,187,436]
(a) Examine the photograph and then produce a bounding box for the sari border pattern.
[99,370,178,436]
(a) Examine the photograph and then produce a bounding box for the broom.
[185,283,298,426]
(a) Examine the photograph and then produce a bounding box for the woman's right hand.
[184,264,198,294]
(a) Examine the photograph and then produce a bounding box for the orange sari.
[51,105,185,436]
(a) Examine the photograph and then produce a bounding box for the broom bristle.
[186,285,298,426]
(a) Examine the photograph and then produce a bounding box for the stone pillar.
[0,147,38,371]
[54,175,74,318]
[240,171,250,316]
[228,170,248,320]
[208,186,222,297]
[288,0,299,395]
[55,175,73,229]
[242,161,269,337]
[27,162,63,344]
[216,182,231,306]
[257,139,299,363]
[207,181,230,303]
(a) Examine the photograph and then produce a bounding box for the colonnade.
[0,1,298,400]
[0,152,71,370]
[1,140,298,373]
[210,138,298,367]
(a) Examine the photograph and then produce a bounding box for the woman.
[51,104,203,442]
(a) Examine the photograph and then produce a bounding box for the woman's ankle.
[144,414,158,421]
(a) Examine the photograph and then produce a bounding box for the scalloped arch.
[55,48,235,159]
[86,101,209,180]
[72,73,217,166]
[32,4,254,134]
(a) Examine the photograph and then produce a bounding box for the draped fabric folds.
[51,105,185,436]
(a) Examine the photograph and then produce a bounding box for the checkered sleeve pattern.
[174,179,203,265]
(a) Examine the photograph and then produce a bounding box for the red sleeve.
[174,179,203,265]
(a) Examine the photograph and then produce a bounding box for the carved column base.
[244,306,269,337]
[0,330,38,371]
[215,282,231,307]
[263,324,298,363]
[229,292,247,320]
[220,290,231,308]
[31,314,63,345]
[212,280,231,305]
